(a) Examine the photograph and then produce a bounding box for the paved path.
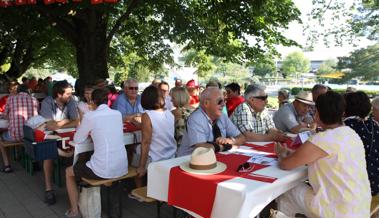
[0,158,173,218]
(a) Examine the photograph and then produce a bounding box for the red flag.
[91,0,102,4]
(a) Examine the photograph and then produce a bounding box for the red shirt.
[226,96,245,116]
[34,129,46,142]
[189,95,199,107]
[108,92,119,108]
[5,93,39,141]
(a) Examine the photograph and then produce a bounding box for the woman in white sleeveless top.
[133,85,176,188]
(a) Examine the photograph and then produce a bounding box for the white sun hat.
[180,147,226,175]
[295,91,315,106]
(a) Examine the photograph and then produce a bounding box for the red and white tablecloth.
[147,142,307,218]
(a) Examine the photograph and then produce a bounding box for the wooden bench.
[131,186,156,203]
[131,186,177,218]
[1,141,23,148]
[371,195,379,218]
[81,166,137,218]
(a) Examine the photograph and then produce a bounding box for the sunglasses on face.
[253,95,268,101]
[237,162,252,173]
[128,87,138,90]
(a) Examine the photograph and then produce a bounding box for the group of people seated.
[0,76,378,218]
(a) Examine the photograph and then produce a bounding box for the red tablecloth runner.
[56,131,76,149]
[123,122,141,133]
[245,142,276,154]
[168,152,273,218]
[57,131,75,142]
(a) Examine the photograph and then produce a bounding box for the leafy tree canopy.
[305,0,378,48]
[251,59,276,78]
[1,0,301,83]
[317,59,337,75]
[281,51,310,78]
[0,8,74,80]
[337,43,379,81]
[180,49,250,85]
[180,50,217,78]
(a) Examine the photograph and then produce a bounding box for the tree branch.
[106,0,141,45]
[35,6,78,45]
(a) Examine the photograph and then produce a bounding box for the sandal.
[1,165,13,173]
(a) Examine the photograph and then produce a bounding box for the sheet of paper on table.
[225,145,273,156]
[247,154,278,166]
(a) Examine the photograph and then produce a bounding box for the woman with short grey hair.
[278,88,290,107]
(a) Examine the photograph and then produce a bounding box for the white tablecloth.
[31,92,47,100]
[0,119,8,129]
[69,131,141,165]
[147,142,307,218]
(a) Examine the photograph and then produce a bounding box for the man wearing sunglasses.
[113,78,144,124]
[177,87,245,156]
[273,91,315,134]
[231,84,287,142]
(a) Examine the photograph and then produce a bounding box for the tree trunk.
[74,9,109,90]
[3,40,33,81]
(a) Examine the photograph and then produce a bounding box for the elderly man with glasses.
[231,84,287,142]
[177,87,245,157]
[113,78,144,124]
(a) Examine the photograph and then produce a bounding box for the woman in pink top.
[277,91,371,218]
[107,84,119,108]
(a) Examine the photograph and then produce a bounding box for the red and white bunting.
[15,0,27,5]
[0,0,13,7]
[90,0,102,4]
[43,0,55,4]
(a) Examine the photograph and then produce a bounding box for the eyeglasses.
[237,162,252,173]
[253,95,268,101]
[128,87,138,90]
